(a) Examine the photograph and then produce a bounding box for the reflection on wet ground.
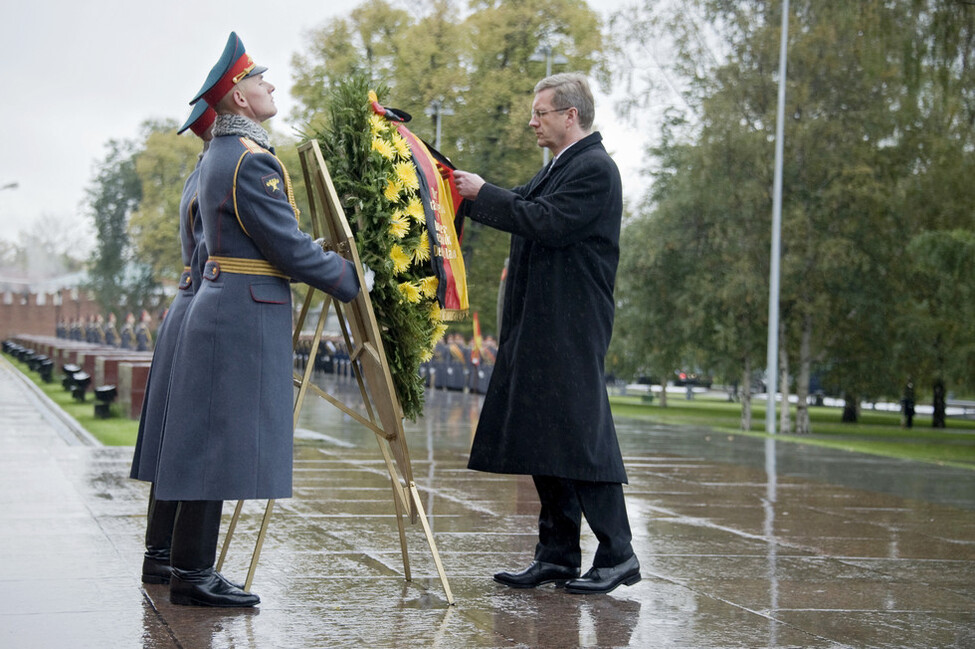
[2,365,974,648]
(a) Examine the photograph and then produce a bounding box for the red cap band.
[202,53,256,106]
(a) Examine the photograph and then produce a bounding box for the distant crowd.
[56,311,154,351]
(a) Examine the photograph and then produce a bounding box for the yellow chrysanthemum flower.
[368,114,387,136]
[389,244,411,274]
[368,90,379,103]
[420,275,438,298]
[394,161,419,191]
[412,231,431,263]
[372,137,395,161]
[389,212,409,239]
[398,281,421,303]
[432,322,448,342]
[419,346,434,363]
[429,302,442,321]
[383,178,402,202]
[391,132,411,159]
[405,196,425,223]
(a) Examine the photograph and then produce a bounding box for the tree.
[902,230,975,425]
[86,137,143,314]
[128,120,201,282]
[608,0,975,431]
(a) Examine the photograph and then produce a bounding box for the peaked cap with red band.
[178,101,216,137]
[190,31,267,107]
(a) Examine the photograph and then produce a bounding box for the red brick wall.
[0,290,100,340]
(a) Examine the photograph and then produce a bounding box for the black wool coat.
[465,132,627,483]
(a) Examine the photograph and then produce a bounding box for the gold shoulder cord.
[232,141,300,241]
[272,153,300,221]
[231,150,252,239]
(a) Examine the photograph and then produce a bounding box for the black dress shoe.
[142,556,244,589]
[565,555,641,594]
[494,561,581,588]
[170,568,260,607]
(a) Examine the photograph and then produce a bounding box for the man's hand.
[453,169,486,200]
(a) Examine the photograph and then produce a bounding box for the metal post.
[425,100,453,151]
[766,0,790,434]
[530,45,568,165]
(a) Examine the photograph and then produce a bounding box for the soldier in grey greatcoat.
[454,73,641,595]
[154,33,359,608]
[129,99,215,588]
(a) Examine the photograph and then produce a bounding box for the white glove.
[361,263,375,293]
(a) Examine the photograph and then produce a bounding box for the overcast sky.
[0,0,644,253]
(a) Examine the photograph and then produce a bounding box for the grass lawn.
[6,356,139,446]
[610,393,975,470]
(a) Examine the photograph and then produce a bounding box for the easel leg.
[245,499,275,592]
[217,500,244,572]
[409,482,455,605]
[390,476,412,582]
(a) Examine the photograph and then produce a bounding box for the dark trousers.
[532,475,633,569]
[170,500,223,571]
[144,484,178,560]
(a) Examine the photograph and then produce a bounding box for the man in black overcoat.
[453,72,641,594]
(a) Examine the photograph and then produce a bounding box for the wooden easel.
[217,139,454,605]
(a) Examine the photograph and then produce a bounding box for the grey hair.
[534,72,595,131]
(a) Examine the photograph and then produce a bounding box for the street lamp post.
[529,44,569,164]
[765,0,790,435]
[425,100,454,151]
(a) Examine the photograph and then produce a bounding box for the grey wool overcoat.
[465,132,627,484]
[153,133,359,501]
[130,159,206,482]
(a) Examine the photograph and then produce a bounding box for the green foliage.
[315,76,446,420]
[85,137,145,314]
[609,0,975,421]
[128,127,202,282]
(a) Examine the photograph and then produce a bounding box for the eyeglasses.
[531,107,572,119]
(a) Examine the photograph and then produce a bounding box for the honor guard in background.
[454,72,641,595]
[119,312,135,349]
[135,309,153,351]
[69,317,82,341]
[153,32,360,608]
[103,313,120,347]
[85,315,98,343]
[130,100,217,588]
[94,314,106,345]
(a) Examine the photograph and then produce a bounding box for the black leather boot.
[169,500,259,607]
[142,486,178,584]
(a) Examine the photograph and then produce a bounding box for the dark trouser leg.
[532,475,582,568]
[573,481,634,568]
[141,484,179,584]
[170,500,222,571]
[144,484,178,560]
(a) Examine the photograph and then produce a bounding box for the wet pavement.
[2,355,975,648]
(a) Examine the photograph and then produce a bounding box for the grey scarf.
[213,114,271,150]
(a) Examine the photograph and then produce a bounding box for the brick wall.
[0,290,101,340]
